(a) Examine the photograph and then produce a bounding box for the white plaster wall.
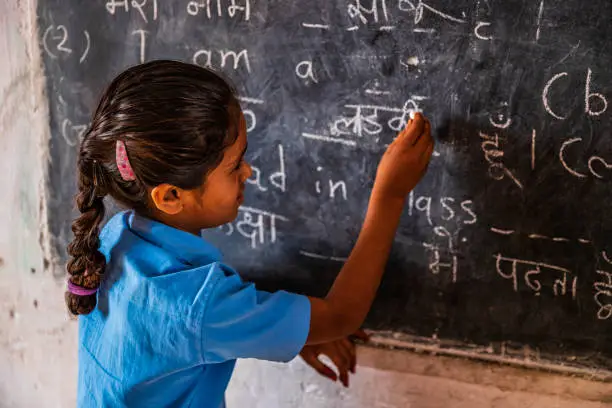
[0,1,610,407]
[0,1,79,407]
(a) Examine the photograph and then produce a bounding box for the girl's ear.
[150,184,184,215]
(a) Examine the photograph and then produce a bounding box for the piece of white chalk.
[409,111,416,119]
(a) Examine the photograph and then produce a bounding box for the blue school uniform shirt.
[77,211,311,407]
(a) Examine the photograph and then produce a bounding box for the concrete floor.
[228,347,612,408]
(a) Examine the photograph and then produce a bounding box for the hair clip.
[116,140,136,181]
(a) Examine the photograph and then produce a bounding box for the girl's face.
[193,111,252,228]
[150,111,252,235]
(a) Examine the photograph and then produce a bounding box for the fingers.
[414,117,432,148]
[348,339,357,374]
[339,367,350,388]
[338,338,357,374]
[350,329,370,343]
[347,329,369,374]
[303,340,364,388]
[421,138,434,161]
[399,112,426,144]
[325,342,352,387]
[336,341,353,371]
[302,353,337,382]
[335,348,351,387]
[394,113,432,155]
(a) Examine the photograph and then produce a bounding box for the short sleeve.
[201,263,311,364]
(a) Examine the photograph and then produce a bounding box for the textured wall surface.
[0,1,78,407]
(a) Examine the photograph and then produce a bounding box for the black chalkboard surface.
[39,1,612,375]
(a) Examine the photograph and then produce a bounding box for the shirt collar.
[126,211,222,266]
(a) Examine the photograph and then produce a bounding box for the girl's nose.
[243,162,253,181]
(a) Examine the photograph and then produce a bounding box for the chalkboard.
[39,1,612,375]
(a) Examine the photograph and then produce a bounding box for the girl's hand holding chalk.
[373,112,434,202]
[307,112,433,345]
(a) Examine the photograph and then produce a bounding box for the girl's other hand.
[299,329,369,387]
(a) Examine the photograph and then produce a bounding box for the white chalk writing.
[535,0,544,41]
[42,25,90,64]
[594,252,612,320]
[531,129,536,170]
[300,250,347,262]
[247,145,286,193]
[187,0,251,21]
[295,60,319,84]
[43,25,71,58]
[220,206,288,249]
[106,0,158,23]
[559,137,611,180]
[407,191,476,283]
[542,72,568,120]
[347,0,389,28]
[193,48,251,73]
[398,0,466,25]
[489,111,512,129]
[489,227,591,246]
[413,27,435,33]
[588,156,612,179]
[474,21,492,40]
[543,70,608,120]
[330,98,424,140]
[490,227,514,235]
[302,133,358,147]
[408,191,477,227]
[479,131,523,189]
[423,226,458,283]
[314,167,348,201]
[494,254,577,299]
[302,23,330,30]
[80,31,90,63]
[365,89,391,96]
[132,29,147,64]
[585,68,608,116]
[61,119,88,147]
[594,270,612,320]
[237,96,263,132]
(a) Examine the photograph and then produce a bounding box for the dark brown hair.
[66,60,239,315]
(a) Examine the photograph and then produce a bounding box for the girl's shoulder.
[98,210,132,260]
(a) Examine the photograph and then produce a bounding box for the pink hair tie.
[116,140,136,181]
[67,280,98,296]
